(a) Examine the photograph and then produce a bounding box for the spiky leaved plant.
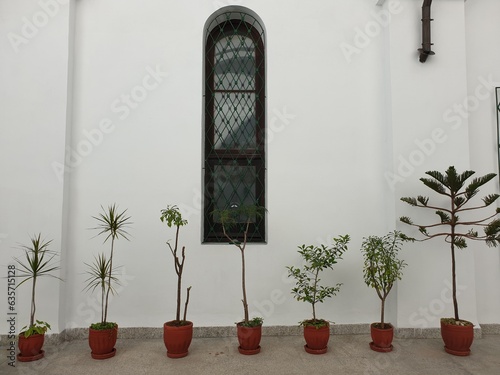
[400,166,500,323]
[361,231,406,329]
[216,204,266,326]
[14,234,61,337]
[160,205,192,325]
[91,204,131,328]
[84,253,120,326]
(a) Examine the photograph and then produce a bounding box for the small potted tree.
[400,166,500,356]
[361,231,406,352]
[87,204,131,359]
[216,204,266,355]
[160,205,193,358]
[14,234,61,362]
[286,235,349,354]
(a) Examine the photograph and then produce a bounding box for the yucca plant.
[84,253,120,328]
[14,233,61,337]
[90,204,131,329]
[160,205,191,325]
[215,204,266,326]
[400,166,500,323]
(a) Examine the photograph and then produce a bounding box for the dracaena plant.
[88,204,131,329]
[14,233,61,337]
[286,235,350,328]
[215,204,266,327]
[400,166,500,324]
[160,205,192,326]
[361,231,406,329]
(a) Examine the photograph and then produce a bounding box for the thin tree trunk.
[183,286,192,322]
[312,268,320,321]
[30,276,36,327]
[380,298,385,328]
[451,243,459,321]
[104,237,115,323]
[241,248,249,322]
[451,193,459,321]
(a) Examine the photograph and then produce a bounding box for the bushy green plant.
[86,204,131,330]
[361,231,406,328]
[160,205,192,326]
[215,204,266,325]
[287,235,350,328]
[400,166,500,324]
[14,234,61,337]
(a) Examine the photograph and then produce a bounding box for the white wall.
[1,0,500,335]
[465,0,500,324]
[0,0,71,334]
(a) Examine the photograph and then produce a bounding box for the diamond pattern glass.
[204,11,265,242]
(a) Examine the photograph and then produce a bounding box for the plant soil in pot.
[370,323,394,352]
[303,321,330,354]
[18,333,45,362]
[237,320,262,355]
[89,324,118,359]
[287,236,349,354]
[361,232,405,353]
[216,205,266,355]
[160,206,194,359]
[441,318,474,356]
[400,167,500,356]
[163,321,193,358]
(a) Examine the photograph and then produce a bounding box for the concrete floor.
[2,334,500,375]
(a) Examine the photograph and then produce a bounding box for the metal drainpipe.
[418,0,435,63]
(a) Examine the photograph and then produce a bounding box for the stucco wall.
[1,0,499,335]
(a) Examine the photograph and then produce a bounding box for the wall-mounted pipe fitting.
[418,0,435,63]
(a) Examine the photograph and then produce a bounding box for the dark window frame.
[203,15,266,243]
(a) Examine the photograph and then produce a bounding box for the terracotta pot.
[18,333,45,362]
[237,323,262,355]
[88,325,118,359]
[303,323,330,354]
[440,320,474,356]
[163,321,193,358]
[369,323,394,352]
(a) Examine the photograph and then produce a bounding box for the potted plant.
[400,166,500,356]
[14,234,61,362]
[286,235,350,354]
[361,231,406,352]
[159,205,193,358]
[216,204,266,355]
[86,204,131,359]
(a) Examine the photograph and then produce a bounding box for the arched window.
[203,9,266,242]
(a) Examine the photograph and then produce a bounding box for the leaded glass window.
[204,11,266,242]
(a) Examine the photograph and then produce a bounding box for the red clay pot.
[441,320,474,356]
[88,325,118,359]
[369,323,394,352]
[237,323,262,355]
[163,321,193,358]
[303,323,330,354]
[18,333,45,362]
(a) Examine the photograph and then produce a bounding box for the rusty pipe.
[418,0,435,63]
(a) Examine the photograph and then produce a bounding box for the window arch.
[203,9,266,243]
